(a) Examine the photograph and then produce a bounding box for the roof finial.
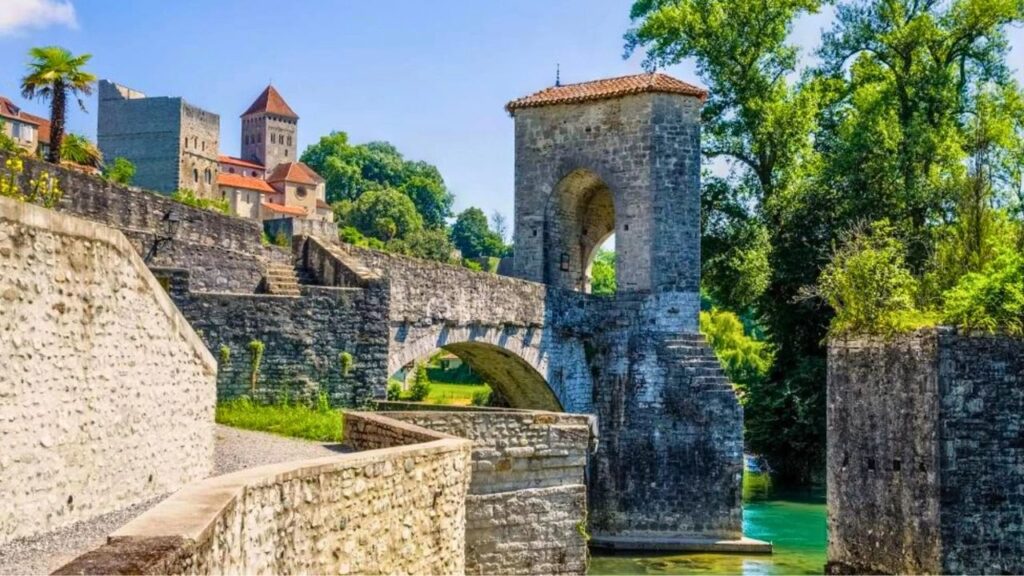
[555,63,561,87]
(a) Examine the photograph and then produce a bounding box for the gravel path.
[0,425,349,575]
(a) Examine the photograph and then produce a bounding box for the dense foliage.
[590,249,617,295]
[60,133,102,169]
[103,157,135,185]
[451,207,506,258]
[628,0,1024,483]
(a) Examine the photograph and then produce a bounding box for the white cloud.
[0,0,77,36]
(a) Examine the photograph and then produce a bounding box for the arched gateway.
[506,73,745,546]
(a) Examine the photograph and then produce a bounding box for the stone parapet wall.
[57,412,472,575]
[827,329,1024,575]
[155,268,390,406]
[383,408,593,575]
[335,241,549,327]
[3,152,282,292]
[382,410,594,494]
[0,196,216,546]
[466,485,588,575]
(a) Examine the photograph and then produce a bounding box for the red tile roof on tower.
[241,85,298,119]
[261,202,307,216]
[217,172,276,194]
[267,161,323,185]
[505,72,708,113]
[219,155,264,170]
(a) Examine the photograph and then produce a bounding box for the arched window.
[287,136,292,146]
[193,168,199,183]
[205,169,212,184]
[271,134,276,144]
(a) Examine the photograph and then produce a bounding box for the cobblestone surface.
[0,426,346,575]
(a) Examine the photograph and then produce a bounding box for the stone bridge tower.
[507,73,746,548]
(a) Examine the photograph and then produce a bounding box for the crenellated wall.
[57,412,472,576]
[0,196,216,546]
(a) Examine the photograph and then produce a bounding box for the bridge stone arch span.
[387,323,564,411]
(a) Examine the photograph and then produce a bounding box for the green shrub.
[247,339,265,395]
[103,157,135,185]
[171,188,229,215]
[470,389,492,406]
[386,380,402,401]
[462,259,482,272]
[339,351,354,376]
[407,363,431,401]
[942,249,1024,335]
[818,220,937,335]
[218,344,231,365]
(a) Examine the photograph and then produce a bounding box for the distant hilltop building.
[0,96,51,158]
[96,80,330,225]
[219,85,332,223]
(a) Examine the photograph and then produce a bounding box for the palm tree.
[60,133,103,169]
[20,46,96,164]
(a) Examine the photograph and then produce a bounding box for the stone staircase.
[661,333,735,394]
[262,262,302,296]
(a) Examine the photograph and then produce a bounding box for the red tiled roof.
[261,202,307,216]
[316,199,330,210]
[242,85,298,119]
[217,172,275,193]
[267,161,323,185]
[505,73,708,113]
[218,155,264,170]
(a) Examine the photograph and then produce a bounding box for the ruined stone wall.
[4,152,282,292]
[827,329,1024,575]
[58,413,471,576]
[157,268,390,406]
[0,197,216,546]
[382,409,592,575]
[826,332,942,574]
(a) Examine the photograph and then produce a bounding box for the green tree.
[408,363,432,402]
[20,46,96,165]
[590,249,617,295]
[349,188,423,241]
[60,133,102,169]
[103,157,135,185]
[387,227,455,262]
[451,207,505,258]
[300,132,453,226]
[0,121,20,155]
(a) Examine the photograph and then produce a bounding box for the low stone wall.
[383,408,593,575]
[155,267,390,405]
[5,152,284,292]
[57,412,472,575]
[0,196,216,546]
[827,329,1024,575]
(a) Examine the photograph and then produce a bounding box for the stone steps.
[263,263,302,296]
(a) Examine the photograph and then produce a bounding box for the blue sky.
[1,0,1021,225]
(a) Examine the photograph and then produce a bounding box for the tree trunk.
[47,80,66,164]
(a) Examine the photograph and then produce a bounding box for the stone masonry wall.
[826,332,942,574]
[0,196,216,545]
[383,409,593,575]
[157,268,390,406]
[827,329,1024,575]
[4,152,284,292]
[58,412,471,576]
[936,331,1024,574]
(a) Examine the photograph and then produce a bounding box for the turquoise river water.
[589,490,827,575]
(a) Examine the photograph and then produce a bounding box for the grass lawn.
[423,383,491,406]
[216,396,343,442]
